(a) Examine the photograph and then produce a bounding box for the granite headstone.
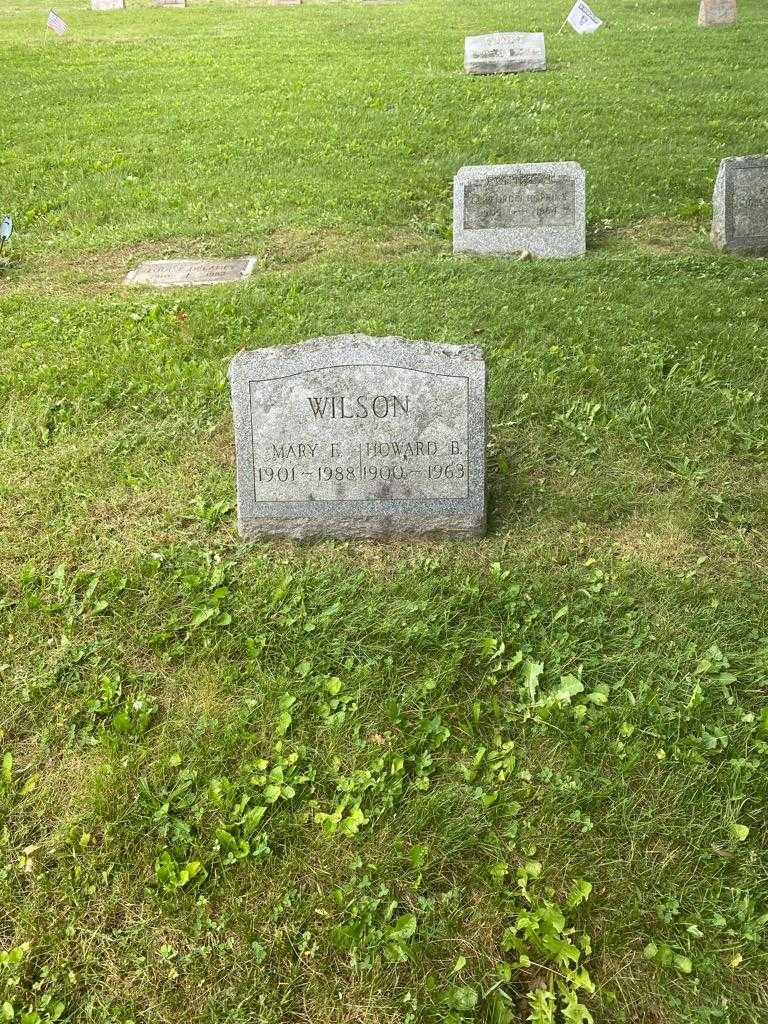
[124,258,256,287]
[229,334,486,539]
[91,0,125,10]
[464,33,546,75]
[698,0,737,27]
[453,162,586,258]
[153,0,186,7]
[711,155,768,256]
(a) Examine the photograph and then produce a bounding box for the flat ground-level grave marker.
[698,0,737,27]
[453,162,586,258]
[711,155,768,255]
[464,32,546,75]
[271,0,302,6]
[153,0,186,7]
[229,334,486,540]
[91,0,125,10]
[124,258,256,288]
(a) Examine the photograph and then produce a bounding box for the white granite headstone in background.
[124,258,256,287]
[91,0,125,10]
[453,162,586,259]
[229,335,487,540]
[698,0,737,27]
[711,156,768,255]
[464,33,546,75]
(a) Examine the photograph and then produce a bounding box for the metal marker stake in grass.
[0,216,12,255]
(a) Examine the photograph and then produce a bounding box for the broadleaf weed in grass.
[0,943,66,1024]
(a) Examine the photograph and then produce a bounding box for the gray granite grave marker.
[91,0,125,10]
[453,162,586,258]
[124,257,256,288]
[464,32,546,75]
[153,0,186,7]
[712,156,768,255]
[698,0,737,27]
[229,334,486,540]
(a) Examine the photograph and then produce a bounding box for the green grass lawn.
[1,1,768,1022]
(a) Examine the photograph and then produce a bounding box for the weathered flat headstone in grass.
[153,0,186,7]
[464,33,546,75]
[228,334,486,540]
[271,0,302,5]
[91,0,125,10]
[698,0,737,27]
[711,155,768,255]
[124,258,256,288]
[453,162,586,258]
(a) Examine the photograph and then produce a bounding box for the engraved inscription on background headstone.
[124,258,256,288]
[453,162,586,258]
[698,0,737,27]
[91,0,125,10]
[229,335,486,539]
[711,156,768,255]
[464,32,546,75]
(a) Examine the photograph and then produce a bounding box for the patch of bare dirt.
[591,217,706,254]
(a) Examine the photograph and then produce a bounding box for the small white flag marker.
[0,215,12,253]
[565,0,603,34]
[47,10,68,35]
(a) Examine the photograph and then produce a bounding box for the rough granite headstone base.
[464,32,546,75]
[229,335,486,540]
[711,155,768,255]
[453,162,586,258]
[698,0,737,27]
[124,258,256,287]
